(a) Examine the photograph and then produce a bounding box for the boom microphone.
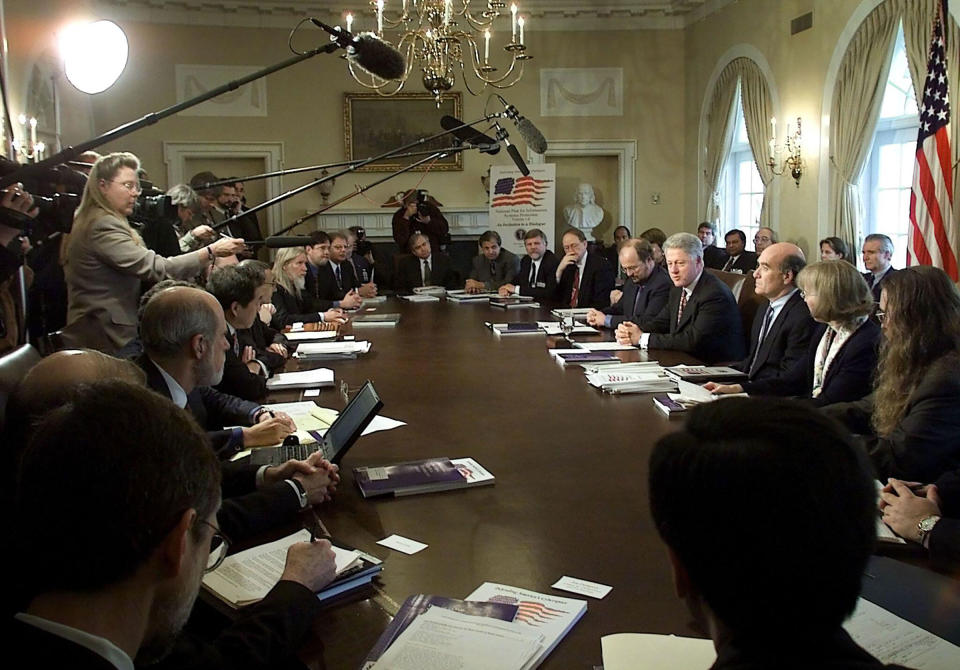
[264,235,316,248]
[493,123,529,176]
[496,95,548,155]
[310,19,405,80]
[440,115,501,155]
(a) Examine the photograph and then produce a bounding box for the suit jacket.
[863,266,897,304]
[928,517,960,570]
[602,245,626,285]
[517,251,561,302]
[720,250,758,274]
[644,271,746,363]
[469,248,520,290]
[350,255,374,284]
[797,320,880,408]
[62,213,206,353]
[239,320,288,373]
[703,244,729,270]
[396,252,458,293]
[737,290,816,396]
[214,329,268,402]
[7,618,122,669]
[557,250,616,310]
[824,353,960,483]
[604,265,671,328]
[315,260,360,301]
[271,284,323,330]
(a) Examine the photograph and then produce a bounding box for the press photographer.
[391,189,450,255]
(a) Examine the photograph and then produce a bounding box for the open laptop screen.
[326,380,383,463]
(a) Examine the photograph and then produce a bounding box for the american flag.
[488,595,564,625]
[908,0,959,280]
[491,175,551,207]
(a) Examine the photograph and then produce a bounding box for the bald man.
[705,242,816,396]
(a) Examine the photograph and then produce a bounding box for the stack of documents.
[413,285,447,296]
[364,583,586,669]
[550,307,593,320]
[265,367,334,390]
[447,289,498,302]
[586,368,677,394]
[284,330,338,342]
[401,293,441,303]
[293,340,372,359]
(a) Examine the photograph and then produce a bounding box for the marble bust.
[563,183,605,233]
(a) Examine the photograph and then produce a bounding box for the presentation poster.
[488,163,556,257]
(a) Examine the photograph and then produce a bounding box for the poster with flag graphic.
[488,164,557,257]
[908,0,959,280]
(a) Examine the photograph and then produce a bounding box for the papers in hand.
[265,368,334,390]
[201,530,361,607]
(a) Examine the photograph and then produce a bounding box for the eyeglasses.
[875,310,886,324]
[107,180,142,193]
[754,236,772,243]
[196,519,231,573]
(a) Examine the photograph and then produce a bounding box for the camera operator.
[392,189,449,256]
[166,184,216,252]
[228,178,264,258]
[61,152,245,354]
[0,182,38,284]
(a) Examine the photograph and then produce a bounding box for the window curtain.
[702,64,740,223]
[829,2,901,246]
[902,0,960,264]
[737,60,776,227]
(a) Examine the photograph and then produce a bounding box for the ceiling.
[92,0,734,30]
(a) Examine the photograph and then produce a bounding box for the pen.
[308,510,332,542]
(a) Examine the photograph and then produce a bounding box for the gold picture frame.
[344,92,463,172]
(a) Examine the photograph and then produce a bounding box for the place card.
[552,575,612,599]
[377,534,428,555]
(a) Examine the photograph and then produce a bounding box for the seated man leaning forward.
[465,230,520,294]
[616,232,745,363]
[650,397,907,669]
[585,238,671,330]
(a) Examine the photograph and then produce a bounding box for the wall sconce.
[317,168,335,204]
[768,116,803,186]
[11,115,45,163]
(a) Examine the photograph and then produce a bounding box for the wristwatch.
[917,515,941,544]
[289,478,309,509]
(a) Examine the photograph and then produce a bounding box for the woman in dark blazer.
[825,266,960,483]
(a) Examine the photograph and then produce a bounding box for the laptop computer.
[249,381,384,466]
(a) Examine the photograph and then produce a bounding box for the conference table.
[264,297,698,668]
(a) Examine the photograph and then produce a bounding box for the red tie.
[677,290,688,326]
[570,267,580,308]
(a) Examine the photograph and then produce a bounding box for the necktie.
[570,267,580,308]
[677,289,688,326]
[867,273,876,288]
[631,283,643,318]
[232,331,239,357]
[722,256,735,272]
[490,260,497,279]
[749,304,774,374]
[529,260,537,286]
[335,264,343,290]
[422,259,431,286]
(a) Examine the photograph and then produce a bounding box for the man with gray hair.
[753,226,778,254]
[616,232,745,363]
[861,233,896,303]
[167,183,216,252]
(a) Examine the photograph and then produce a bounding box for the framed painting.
[344,92,463,171]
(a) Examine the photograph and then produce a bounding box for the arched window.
[719,89,764,245]
[859,26,919,268]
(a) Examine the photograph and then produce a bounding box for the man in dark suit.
[861,233,896,303]
[721,228,758,273]
[704,243,815,395]
[237,259,290,373]
[586,238,671,329]
[649,397,901,668]
[315,231,363,305]
[556,227,616,309]
[603,225,632,286]
[498,228,560,302]
[207,265,269,402]
[617,233,745,363]
[465,230,520,293]
[10,379,338,669]
[697,221,729,270]
[396,233,458,293]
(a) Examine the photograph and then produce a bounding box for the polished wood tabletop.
[270,298,702,669]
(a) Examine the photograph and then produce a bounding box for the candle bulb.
[377,1,384,36]
[346,13,353,33]
[444,0,451,26]
[29,117,37,146]
[484,29,490,62]
[518,16,525,45]
[511,4,517,42]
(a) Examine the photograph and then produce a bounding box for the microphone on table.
[440,115,501,155]
[310,19,405,80]
[493,123,529,176]
[496,95,548,155]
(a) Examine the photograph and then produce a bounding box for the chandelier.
[346,0,532,101]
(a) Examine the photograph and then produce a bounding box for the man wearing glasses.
[585,238,671,330]
[10,380,337,668]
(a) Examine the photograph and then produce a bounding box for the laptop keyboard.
[276,442,317,461]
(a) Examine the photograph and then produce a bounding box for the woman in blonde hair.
[270,246,344,328]
[62,152,244,352]
[826,266,960,482]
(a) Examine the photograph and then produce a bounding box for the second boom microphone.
[310,19,405,80]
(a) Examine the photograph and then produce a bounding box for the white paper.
[844,598,960,668]
[283,330,338,341]
[290,322,305,331]
[403,294,440,302]
[552,576,612,599]
[304,389,321,398]
[573,341,637,351]
[265,368,334,390]
[601,633,715,670]
[377,534,428,554]
[372,607,543,670]
[294,341,371,356]
[308,406,406,436]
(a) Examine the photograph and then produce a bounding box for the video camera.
[129,179,177,227]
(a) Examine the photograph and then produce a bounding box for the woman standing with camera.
[62,152,245,353]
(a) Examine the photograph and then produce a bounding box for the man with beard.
[10,380,338,668]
